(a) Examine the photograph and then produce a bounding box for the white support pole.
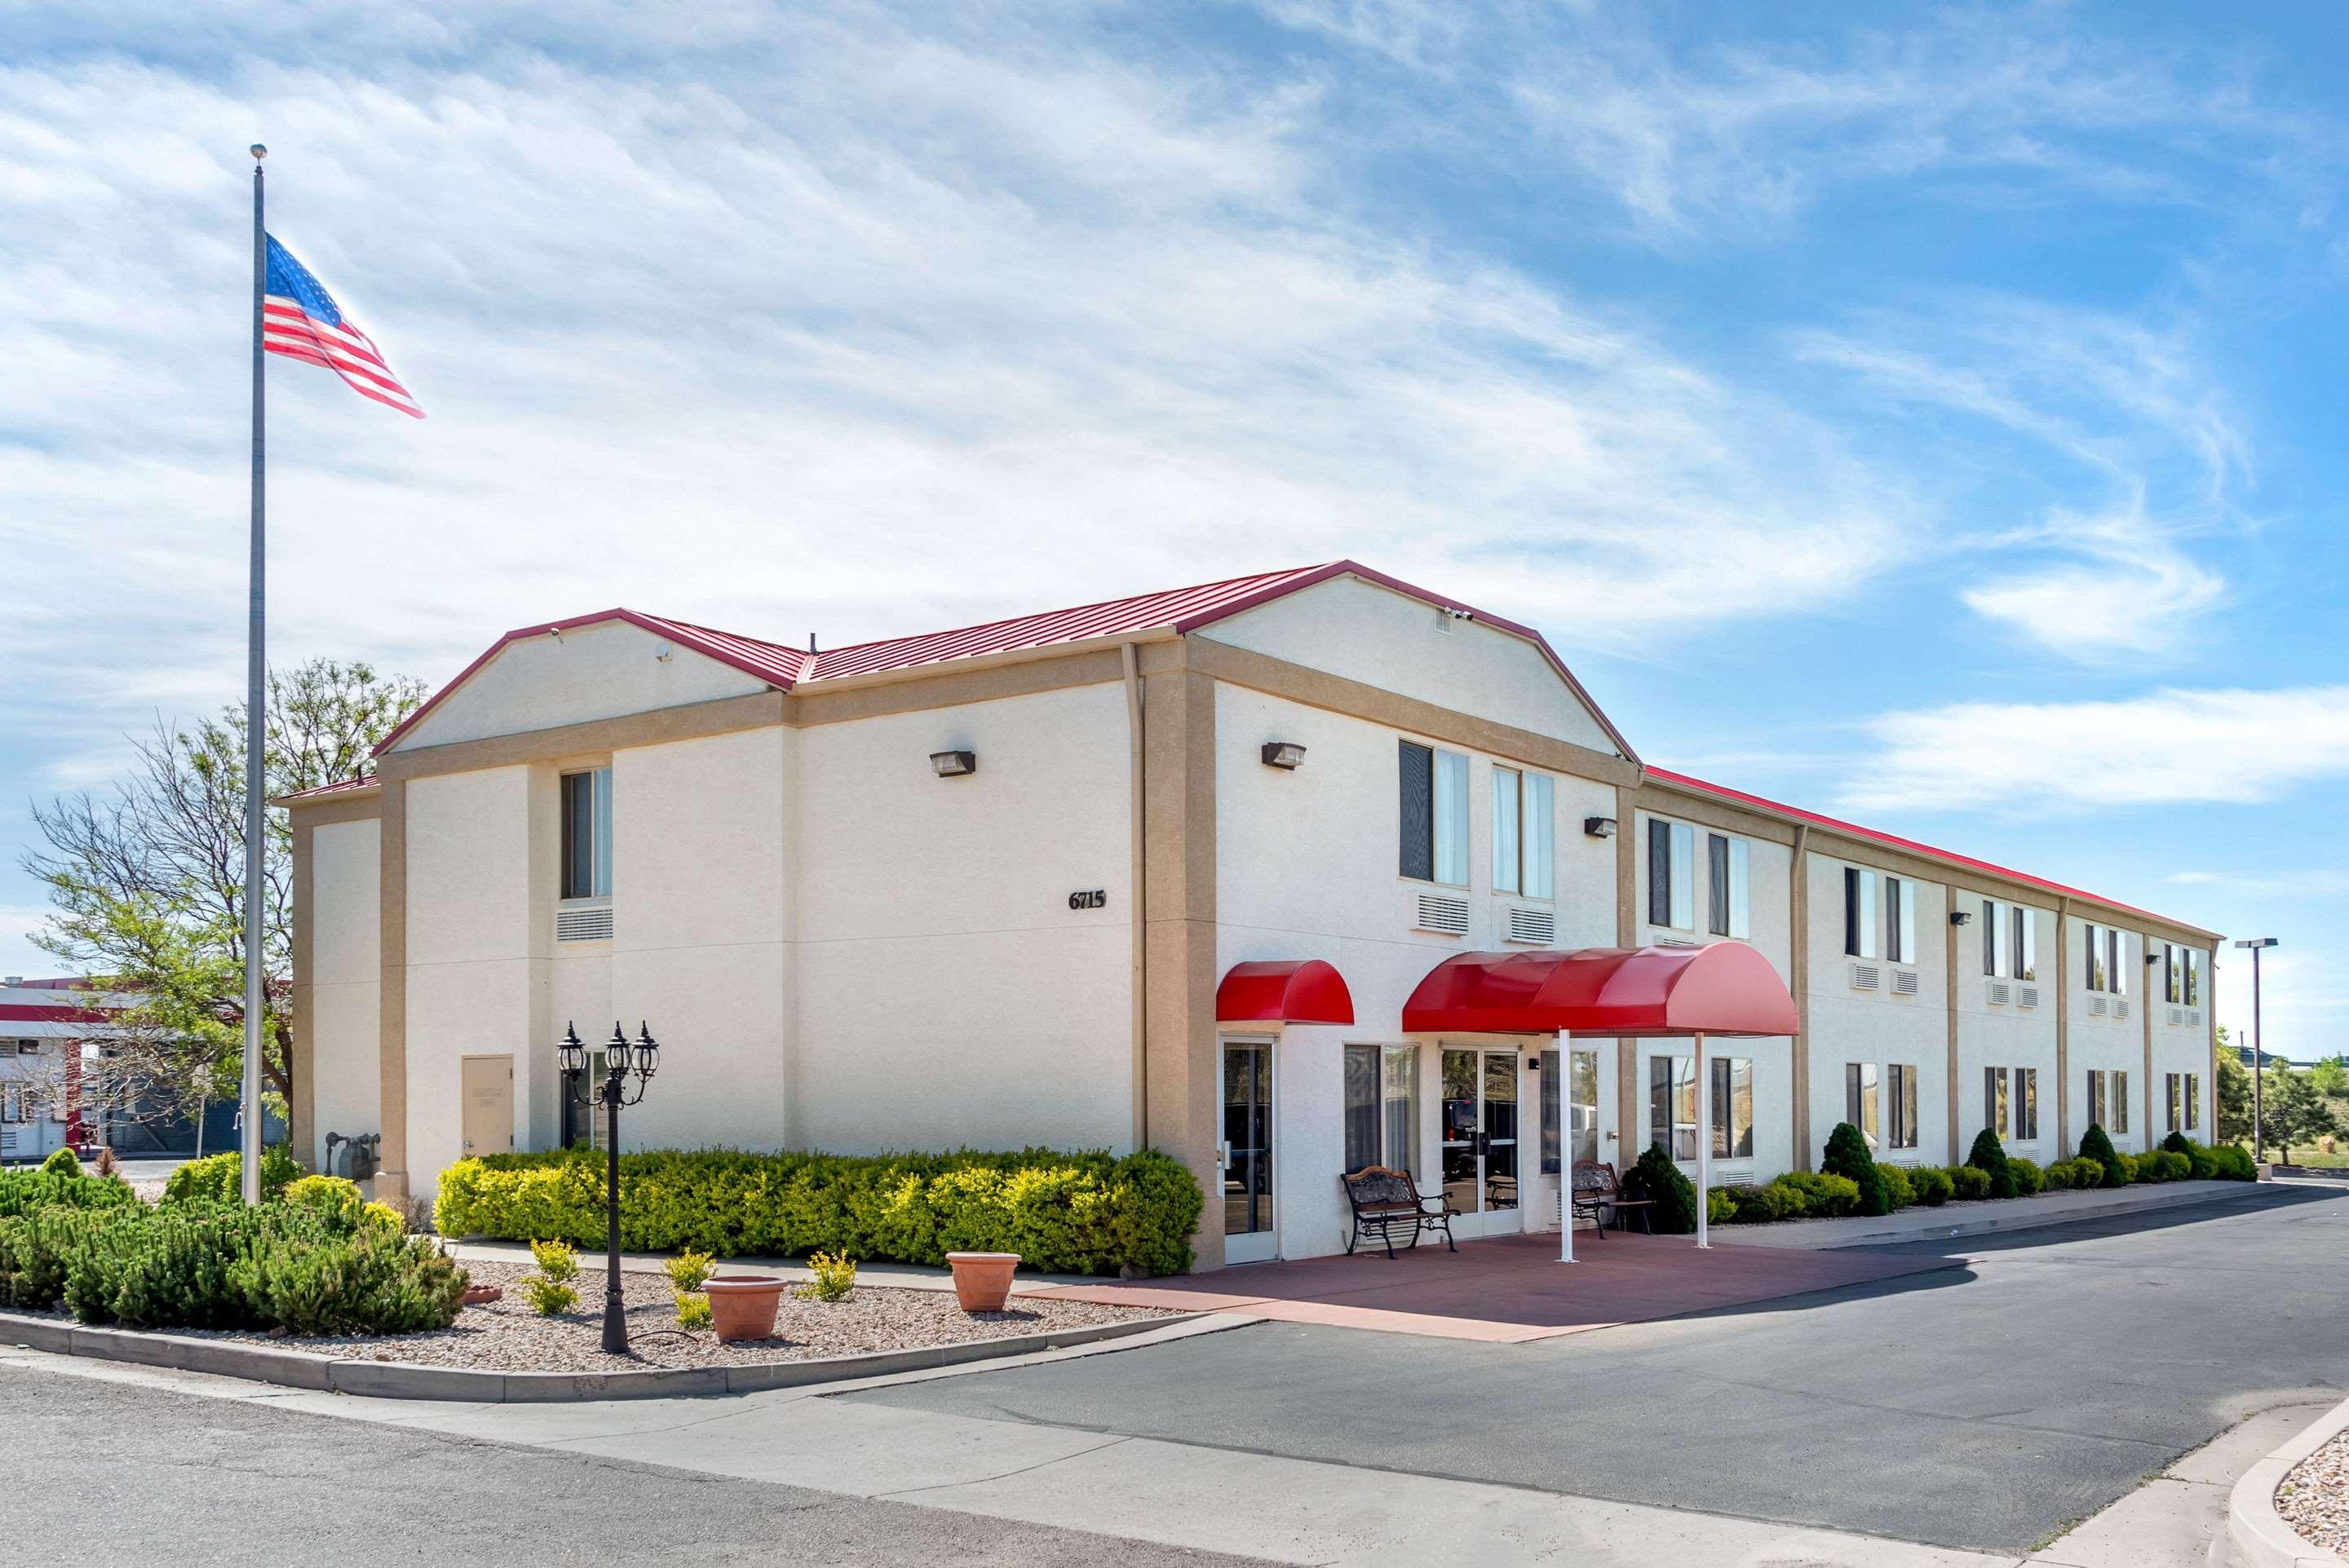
[1693,1031,1710,1249]
[1558,1032,1575,1264]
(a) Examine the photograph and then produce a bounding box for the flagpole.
[241,143,268,1207]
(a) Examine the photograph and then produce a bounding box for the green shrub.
[796,1251,856,1302]
[1820,1122,1891,1217]
[1719,1182,1795,1222]
[434,1146,1206,1277]
[1770,1169,1861,1218]
[1905,1166,1953,1206]
[1705,1186,1738,1226]
[529,1238,579,1283]
[2079,1124,2125,1187]
[662,1248,714,1295]
[285,1175,365,1232]
[675,1290,711,1330]
[2117,1152,2139,1183]
[228,1230,467,1336]
[38,1148,81,1178]
[2161,1130,2192,1155]
[0,1161,136,1221]
[2207,1143,2257,1181]
[2048,1157,2108,1190]
[2142,1150,2191,1182]
[162,1146,302,1208]
[1624,1146,1699,1234]
[2185,1143,2218,1181]
[1947,1164,1992,1200]
[1879,1164,1915,1210]
[2008,1156,2045,1196]
[522,1275,577,1315]
[1966,1129,2016,1199]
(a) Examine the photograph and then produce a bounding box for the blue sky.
[2,1,2343,1049]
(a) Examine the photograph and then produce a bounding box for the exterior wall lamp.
[1950,911,1973,925]
[1260,741,1307,770]
[1583,816,1617,838]
[929,750,977,778]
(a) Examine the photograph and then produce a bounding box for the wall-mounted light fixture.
[1260,741,1307,770]
[2146,952,2162,965]
[1950,911,1973,926]
[1583,815,1617,838]
[929,750,977,778]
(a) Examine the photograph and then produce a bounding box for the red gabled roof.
[1647,766,2205,934]
[276,775,382,803]
[373,563,1640,762]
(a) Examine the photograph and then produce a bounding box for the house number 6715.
[1068,889,1108,910]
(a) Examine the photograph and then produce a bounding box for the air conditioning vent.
[2168,1006,2184,1026]
[1849,963,1880,992]
[556,903,614,943]
[2087,996,2108,1017]
[1892,969,1920,996]
[2187,1009,2202,1027]
[1413,894,1470,937]
[2113,999,2130,1020]
[1506,907,1555,946]
[1987,981,2011,1006]
[2018,986,2039,1009]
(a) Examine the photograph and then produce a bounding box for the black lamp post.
[560,1019,661,1354]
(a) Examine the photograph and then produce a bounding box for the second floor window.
[560,766,613,900]
[1398,741,1469,886]
[1885,876,1918,964]
[2183,948,2202,1006]
[1707,833,1751,939]
[1648,819,1694,930]
[1492,767,1555,899]
[1844,867,1878,959]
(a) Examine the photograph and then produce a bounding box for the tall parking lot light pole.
[2236,939,2277,1163]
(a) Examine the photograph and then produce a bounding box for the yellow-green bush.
[797,1252,856,1301]
[436,1147,1204,1276]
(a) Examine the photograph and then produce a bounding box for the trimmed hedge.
[433,1146,1205,1277]
[163,1146,303,1208]
[1906,1166,1953,1207]
[1947,1164,1992,1200]
[2007,1156,2045,1197]
[0,1162,137,1221]
[1878,1164,1916,1210]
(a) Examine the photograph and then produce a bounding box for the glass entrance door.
[1221,1040,1276,1264]
[1441,1049,1521,1237]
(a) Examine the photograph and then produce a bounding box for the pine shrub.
[1625,1145,1699,1233]
[2078,1123,2125,1186]
[1966,1128,2017,1199]
[1820,1121,1891,1216]
[2161,1130,2192,1155]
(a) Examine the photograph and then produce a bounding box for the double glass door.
[1442,1049,1520,1235]
[1221,1040,1276,1264]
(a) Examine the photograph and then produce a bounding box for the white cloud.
[1957,506,2227,657]
[1842,686,2349,813]
[2168,869,2349,899]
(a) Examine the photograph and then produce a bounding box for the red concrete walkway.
[1020,1231,1960,1343]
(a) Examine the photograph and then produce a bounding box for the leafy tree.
[21,660,424,1128]
[2214,1026,2254,1146]
[2310,1055,2349,1101]
[2258,1067,2343,1165]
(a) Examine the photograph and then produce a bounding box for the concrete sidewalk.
[1715,1177,2249,1248]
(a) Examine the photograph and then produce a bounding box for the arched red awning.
[1216,960,1356,1026]
[1400,943,1797,1038]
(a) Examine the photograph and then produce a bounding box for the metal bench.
[1570,1159,1654,1237]
[1339,1166,1458,1258]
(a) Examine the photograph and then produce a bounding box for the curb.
[1717,1180,2255,1251]
[2228,1392,2349,1568]
[0,1309,1195,1403]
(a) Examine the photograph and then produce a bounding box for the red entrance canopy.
[1401,944,1797,1038]
[1216,960,1356,1026]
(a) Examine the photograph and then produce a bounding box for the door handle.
[1217,1141,1232,1171]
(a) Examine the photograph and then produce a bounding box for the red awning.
[1216,960,1356,1026]
[1400,944,1798,1038]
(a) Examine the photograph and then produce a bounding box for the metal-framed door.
[1219,1039,1276,1264]
[1441,1047,1521,1238]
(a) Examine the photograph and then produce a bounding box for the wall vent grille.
[1987,981,2011,1006]
[1414,894,1471,937]
[2018,986,2039,1009]
[2113,999,2130,1020]
[2087,996,2108,1017]
[556,903,614,943]
[1849,963,1881,992]
[2186,1008,2203,1027]
[1892,969,1920,996]
[1506,907,1556,946]
[2169,1006,2184,1027]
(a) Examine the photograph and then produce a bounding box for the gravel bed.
[89,1260,1180,1373]
[2277,1427,2349,1556]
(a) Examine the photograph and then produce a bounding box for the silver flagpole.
[241,143,268,1206]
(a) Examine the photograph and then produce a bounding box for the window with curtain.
[1493,769,1555,899]
[560,766,613,900]
[1845,868,1878,959]
[1670,823,1693,928]
[1648,820,1694,929]
[2015,1067,2038,1140]
[1538,1048,1597,1173]
[1343,1045,1380,1173]
[1845,1062,1880,1150]
[1650,1055,1697,1159]
[1434,750,1468,886]
[1493,767,1521,895]
[1727,837,1750,938]
[1399,743,1467,886]
[1887,1063,1919,1150]
[1345,1044,1418,1173]
[1382,1045,1417,1174]
[1710,1056,1754,1159]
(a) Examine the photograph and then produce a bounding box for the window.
[2086,1069,2107,1129]
[1887,1063,1919,1150]
[2108,928,2126,996]
[1493,768,1555,899]
[1648,820,1695,929]
[2183,950,2202,1007]
[1986,1065,2010,1137]
[2015,907,2037,982]
[1344,1044,1418,1173]
[1706,835,1753,939]
[1710,1056,1754,1159]
[1845,1062,1881,1151]
[560,766,613,900]
[1886,877,1917,964]
[2165,1072,2183,1133]
[2187,1073,2201,1131]
[1982,898,2003,978]
[1399,744,1468,886]
[0,1084,19,1122]
[1541,1048,1599,1174]
[1650,1054,1697,1159]
[2113,1069,2130,1135]
[2163,943,2182,1004]
[2015,1067,2038,1141]
[2083,921,2108,992]
[1845,868,1878,959]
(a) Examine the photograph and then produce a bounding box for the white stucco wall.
[307,818,381,1171]
[2148,943,2215,1141]
[793,682,1134,1155]
[394,621,771,751]
[2064,914,2150,1151]
[1197,574,1622,757]
[1949,899,2058,1162]
[1803,855,1952,1168]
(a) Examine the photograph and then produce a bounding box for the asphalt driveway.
[844,1184,2349,1552]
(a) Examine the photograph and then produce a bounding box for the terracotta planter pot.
[460,1283,504,1308]
[704,1274,790,1341]
[945,1252,1021,1313]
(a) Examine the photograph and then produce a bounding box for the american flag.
[262,236,423,418]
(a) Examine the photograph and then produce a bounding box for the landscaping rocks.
[2277,1426,2349,1556]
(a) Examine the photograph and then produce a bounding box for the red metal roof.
[1402,944,1799,1038]
[1647,766,2201,933]
[372,563,1641,762]
[276,775,383,803]
[1215,960,1356,1026]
